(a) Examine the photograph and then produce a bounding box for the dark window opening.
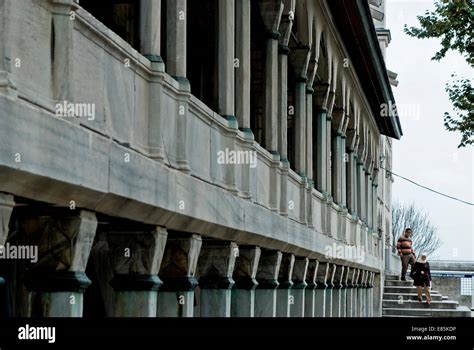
[250,1,266,146]
[160,0,167,63]
[187,0,217,111]
[80,0,140,49]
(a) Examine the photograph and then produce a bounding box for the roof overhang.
[327,0,403,139]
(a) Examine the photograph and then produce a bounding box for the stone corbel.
[233,246,261,289]
[316,261,329,289]
[278,253,295,288]
[0,193,15,247]
[305,260,318,290]
[108,227,168,291]
[292,257,309,289]
[159,233,202,291]
[314,83,330,111]
[333,265,345,289]
[255,250,282,288]
[306,59,318,90]
[289,47,311,81]
[258,0,285,38]
[278,0,294,50]
[16,209,98,295]
[332,108,346,134]
[197,241,238,289]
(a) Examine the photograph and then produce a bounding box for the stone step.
[384,280,416,287]
[383,293,443,301]
[383,299,458,310]
[382,315,426,318]
[382,306,471,317]
[383,286,441,294]
[385,275,400,281]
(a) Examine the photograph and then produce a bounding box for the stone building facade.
[0,0,401,317]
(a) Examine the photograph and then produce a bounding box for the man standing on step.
[397,228,416,281]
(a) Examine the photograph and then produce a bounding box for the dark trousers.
[400,253,416,279]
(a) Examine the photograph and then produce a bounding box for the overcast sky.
[385,0,473,260]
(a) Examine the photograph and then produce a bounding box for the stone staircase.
[382,275,471,317]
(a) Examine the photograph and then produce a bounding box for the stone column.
[22,210,98,317]
[290,257,308,317]
[332,265,344,317]
[277,8,292,162]
[306,60,317,183]
[277,45,289,211]
[109,228,167,317]
[341,266,349,317]
[365,271,371,317]
[166,0,187,85]
[344,267,353,317]
[157,234,202,317]
[331,109,345,205]
[289,48,311,176]
[264,33,279,153]
[218,0,235,122]
[167,0,191,173]
[346,149,357,215]
[197,241,238,317]
[0,193,14,318]
[372,181,378,232]
[231,246,261,317]
[258,0,283,154]
[304,260,318,318]
[325,263,336,317]
[254,250,282,317]
[368,272,374,317]
[357,160,365,222]
[315,262,329,317]
[276,253,294,317]
[365,171,371,225]
[353,269,361,317]
[277,8,292,215]
[326,92,336,197]
[235,0,251,131]
[367,173,372,229]
[314,83,330,194]
[140,0,163,64]
[359,270,367,317]
[50,0,77,101]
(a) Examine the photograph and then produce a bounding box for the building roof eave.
[328,0,403,140]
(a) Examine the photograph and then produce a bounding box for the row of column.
[0,194,377,318]
[140,0,380,230]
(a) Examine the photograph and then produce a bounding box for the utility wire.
[380,166,474,206]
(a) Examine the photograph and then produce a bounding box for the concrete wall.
[431,277,473,310]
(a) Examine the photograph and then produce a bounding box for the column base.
[172,76,191,91]
[223,115,239,129]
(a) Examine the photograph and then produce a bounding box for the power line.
[380,166,474,206]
